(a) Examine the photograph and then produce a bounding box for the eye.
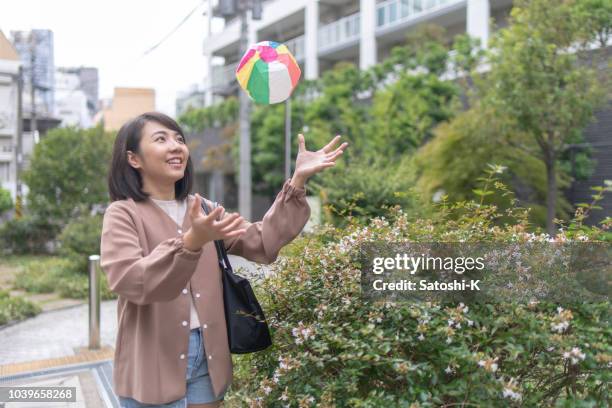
[155,136,166,142]
[177,136,185,144]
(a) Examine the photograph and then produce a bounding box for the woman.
[100,112,347,407]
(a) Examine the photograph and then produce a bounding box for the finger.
[190,194,202,218]
[215,212,241,228]
[326,149,344,161]
[322,135,341,153]
[222,228,247,239]
[298,133,306,153]
[204,206,224,223]
[318,162,336,170]
[219,216,245,233]
[329,142,349,155]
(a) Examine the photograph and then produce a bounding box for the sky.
[0,0,224,117]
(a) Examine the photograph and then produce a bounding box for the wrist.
[183,229,207,251]
[290,173,307,189]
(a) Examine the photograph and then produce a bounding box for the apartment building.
[0,30,21,203]
[203,0,513,106]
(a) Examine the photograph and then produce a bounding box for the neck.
[142,175,176,201]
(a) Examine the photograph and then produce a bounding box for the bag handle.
[200,197,232,271]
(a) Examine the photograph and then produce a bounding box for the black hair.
[107,112,194,202]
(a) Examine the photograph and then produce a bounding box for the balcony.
[285,35,305,61]
[209,0,464,89]
[376,0,461,31]
[211,62,238,94]
[318,12,361,53]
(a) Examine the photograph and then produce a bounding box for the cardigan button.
[182,321,188,326]
[208,355,212,360]
[180,354,185,359]
[195,293,201,298]
[203,324,208,329]
[182,288,188,295]
[178,228,183,234]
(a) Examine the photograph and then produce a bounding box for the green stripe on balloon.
[246,59,269,104]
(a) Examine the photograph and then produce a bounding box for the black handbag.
[200,199,272,354]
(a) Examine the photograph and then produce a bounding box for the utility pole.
[15,66,24,218]
[284,98,291,180]
[219,0,261,219]
[29,32,37,146]
[238,0,251,220]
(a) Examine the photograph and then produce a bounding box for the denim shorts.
[119,327,224,407]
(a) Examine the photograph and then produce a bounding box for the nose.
[168,138,183,151]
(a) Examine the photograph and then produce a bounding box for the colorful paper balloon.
[235,41,301,104]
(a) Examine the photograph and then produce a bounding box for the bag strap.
[200,197,232,271]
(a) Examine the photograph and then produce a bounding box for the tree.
[22,125,114,230]
[415,105,573,227]
[478,0,608,234]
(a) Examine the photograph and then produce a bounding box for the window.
[0,162,10,183]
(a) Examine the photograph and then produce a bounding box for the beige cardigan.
[100,179,310,404]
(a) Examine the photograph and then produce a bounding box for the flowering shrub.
[227,178,610,407]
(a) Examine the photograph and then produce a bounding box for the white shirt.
[150,197,201,329]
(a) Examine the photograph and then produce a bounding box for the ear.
[126,151,142,170]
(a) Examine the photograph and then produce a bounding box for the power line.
[142,0,206,57]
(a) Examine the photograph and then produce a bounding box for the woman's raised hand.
[292,134,348,184]
[183,194,247,251]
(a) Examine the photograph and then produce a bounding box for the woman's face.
[127,121,189,185]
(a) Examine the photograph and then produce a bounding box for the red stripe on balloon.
[237,48,256,72]
[277,54,301,87]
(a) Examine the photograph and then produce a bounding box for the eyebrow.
[150,130,182,138]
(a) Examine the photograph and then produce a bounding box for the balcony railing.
[210,0,460,89]
[318,12,361,52]
[285,35,305,61]
[211,62,238,90]
[376,0,456,30]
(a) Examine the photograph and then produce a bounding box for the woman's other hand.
[291,134,348,188]
[183,195,246,251]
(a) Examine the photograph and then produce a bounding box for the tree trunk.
[545,152,557,236]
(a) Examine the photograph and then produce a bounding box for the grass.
[12,256,116,300]
[0,290,41,326]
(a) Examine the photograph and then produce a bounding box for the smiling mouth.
[166,159,184,167]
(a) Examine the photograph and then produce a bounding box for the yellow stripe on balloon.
[236,55,259,89]
[275,44,290,54]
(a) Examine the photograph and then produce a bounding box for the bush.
[226,180,611,406]
[13,257,74,293]
[0,216,60,255]
[0,185,12,215]
[0,290,41,326]
[311,154,430,226]
[14,256,116,301]
[58,214,103,275]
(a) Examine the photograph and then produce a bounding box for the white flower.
[417,334,425,341]
[467,319,474,327]
[445,365,454,374]
[502,388,522,401]
[263,385,272,395]
[478,358,498,372]
[562,347,586,365]
[551,321,570,333]
[446,337,453,344]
